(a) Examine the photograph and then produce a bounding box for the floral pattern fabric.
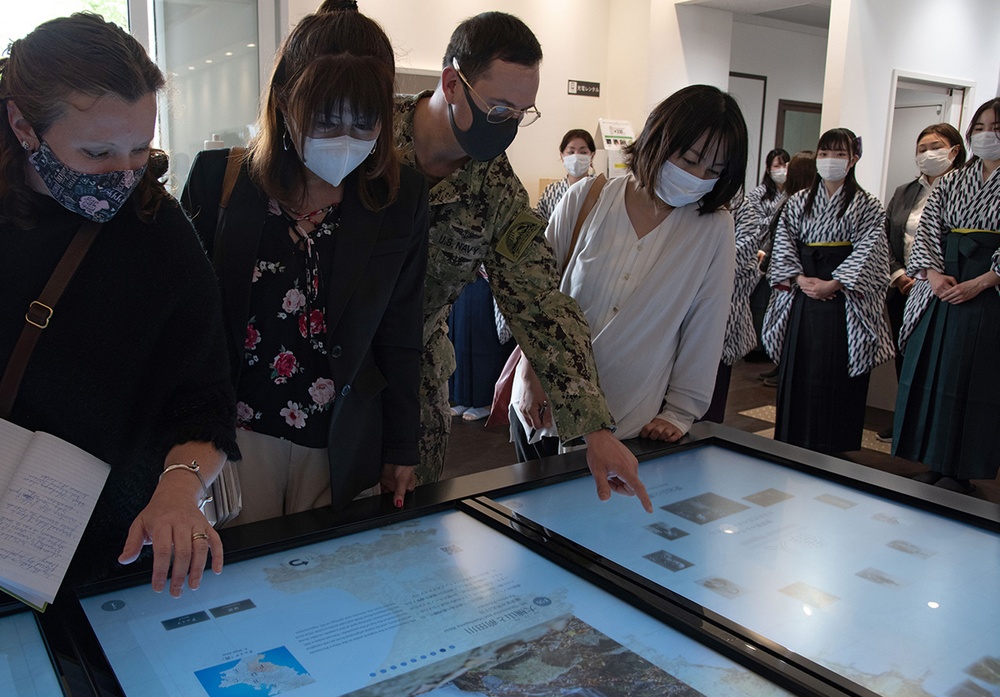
[235,201,340,447]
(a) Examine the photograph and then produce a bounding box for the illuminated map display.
[79,510,794,697]
[0,611,62,696]
[499,445,1000,697]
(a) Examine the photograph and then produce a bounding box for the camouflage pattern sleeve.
[483,172,614,442]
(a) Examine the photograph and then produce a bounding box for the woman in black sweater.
[0,14,238,595]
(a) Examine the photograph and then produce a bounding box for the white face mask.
[915,147,955,178]
[654,160,719,208]
[563,153,591,178]
[970,131,1000,161]
[301,134,375,187]
[770,167,787,185]
[815,157,849,182]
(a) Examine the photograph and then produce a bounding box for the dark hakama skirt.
[448,275,516,408]
[775,243,870,454]
[893,231,1000,479]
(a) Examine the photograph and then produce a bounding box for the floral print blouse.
[236,200,340,447]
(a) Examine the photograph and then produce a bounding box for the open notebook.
[0,418,110,611]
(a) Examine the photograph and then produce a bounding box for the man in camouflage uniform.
[393,11,651,511]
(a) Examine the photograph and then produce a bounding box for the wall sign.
[568,80,600,97]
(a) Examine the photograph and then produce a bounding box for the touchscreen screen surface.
[79,509,794,697]
[498,445,1000,697]
[0,611,63,696]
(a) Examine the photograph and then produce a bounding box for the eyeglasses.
[452,59,541,128]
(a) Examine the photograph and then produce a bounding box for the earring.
[282,127,291,151]
[21,140,30,151]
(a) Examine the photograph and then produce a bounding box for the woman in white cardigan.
[511,85,748,461]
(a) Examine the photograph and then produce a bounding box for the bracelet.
[160,461,214,508]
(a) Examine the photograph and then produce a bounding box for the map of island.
[196,646,315,696]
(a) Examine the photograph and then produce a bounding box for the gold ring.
[192,531,210,541]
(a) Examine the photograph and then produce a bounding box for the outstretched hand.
[119,477,222,598]
[583,429,653,513]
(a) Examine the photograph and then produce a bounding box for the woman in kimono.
[892,98,1000,493]
[510,84,747,459]
[703,148,790,421]
[763,128,893,454]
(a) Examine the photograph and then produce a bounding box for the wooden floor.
[443,355,1000,504]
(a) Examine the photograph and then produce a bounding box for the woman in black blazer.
[182,8,428,521]
[878,123,964,441]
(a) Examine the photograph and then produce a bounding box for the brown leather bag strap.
[218,146,246,210]
[0,220,102,419]
[563,174,607,272]
[212,147,246,269]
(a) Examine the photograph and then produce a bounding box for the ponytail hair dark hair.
[803,128,863,219]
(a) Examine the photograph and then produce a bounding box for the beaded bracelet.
[160,461,214,508]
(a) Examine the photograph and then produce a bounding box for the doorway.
[776,99,822,157]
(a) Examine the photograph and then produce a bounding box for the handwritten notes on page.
[0,419,110,611]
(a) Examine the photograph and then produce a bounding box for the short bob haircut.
[443,12,542,84]
[250,9,399,211]
[624,84,748,216]
[916,122,966,170]
[760,148,790,202]
[966,97,1000,162]
[559,128,596,153]
[803,127,863,219]
[0,13,167,228]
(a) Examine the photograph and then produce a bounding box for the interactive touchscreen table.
[493,444,1000,697]
[76,509,794,697]
[48,426,1000,696]
[0,609,64,696]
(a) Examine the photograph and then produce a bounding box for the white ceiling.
[678,0,832,30]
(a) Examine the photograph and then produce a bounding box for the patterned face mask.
[28,140,146,222]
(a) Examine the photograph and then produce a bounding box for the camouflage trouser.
[415,327,455,484]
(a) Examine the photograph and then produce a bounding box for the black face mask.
[448,81,518,162]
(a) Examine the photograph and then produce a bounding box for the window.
[148,0,264,193]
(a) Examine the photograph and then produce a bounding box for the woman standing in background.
[535,128,597,221]
[893,99,1000,493]
[702,148,790,421]
[763,128,892,454]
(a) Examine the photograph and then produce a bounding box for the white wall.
[729,19,828,180]
[284,0,1000,205]
[822,0,1000,198]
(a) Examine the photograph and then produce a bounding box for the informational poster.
[79,510,793,697]
[499,445,1000,697]
[0,611,63,696]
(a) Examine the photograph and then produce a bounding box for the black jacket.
[885,178,925,277]
[181,150,428,507]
